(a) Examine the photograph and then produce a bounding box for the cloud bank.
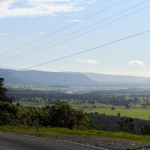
[0,0,95,18]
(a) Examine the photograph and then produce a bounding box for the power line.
[1,0,150,65]
[0,0,126,57]
[1,29,150,77]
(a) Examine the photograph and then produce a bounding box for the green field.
[69,102,150,120]
[84,107,150,120]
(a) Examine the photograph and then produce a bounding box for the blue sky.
[0,0,150,76]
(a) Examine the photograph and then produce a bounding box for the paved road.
[0,131,107,150]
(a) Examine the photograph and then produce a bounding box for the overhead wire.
[1,29,150,76]
[0,0,149,65]
[0,0,126,57]
[0,0,150,65]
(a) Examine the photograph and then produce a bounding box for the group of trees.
[0,78,92,129]
[14,101,93,129]
[8,88,150,107]
[0,78,18,125]
[39,101,92,129]
[88,112,150,135]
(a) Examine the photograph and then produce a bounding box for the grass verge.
[0,126,150,143]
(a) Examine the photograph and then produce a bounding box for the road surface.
[0,131,107,150]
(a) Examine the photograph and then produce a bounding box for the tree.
[0,78,11,102]
[111,106,115,110]
[40,101,92,129]
[0,78,17,125]
[125,104,130,109]
[119,118,134,133]
[0,101,18,125]
[141,125,150,135]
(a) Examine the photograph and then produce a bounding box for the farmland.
[7,85,150,120]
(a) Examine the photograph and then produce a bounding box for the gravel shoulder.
[39,134,150,150]
[1,131,150,150]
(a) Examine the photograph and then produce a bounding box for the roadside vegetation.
[0,126,150,143]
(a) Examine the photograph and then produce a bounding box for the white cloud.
[0,0,95,18]
[68,19,82,23]
[77,59,99,64]
[128,60,146,66]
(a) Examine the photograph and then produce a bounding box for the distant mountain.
[0,69,98,86]
[1,68,150,87]
[86,73,149,83]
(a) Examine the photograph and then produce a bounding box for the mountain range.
[0,68,150,87]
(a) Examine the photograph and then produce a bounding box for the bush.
[0,102,18,125]
[39,101,93,129]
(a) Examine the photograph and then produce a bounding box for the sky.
[0,0,150,77]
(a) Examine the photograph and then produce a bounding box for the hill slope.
[0,69,97,86]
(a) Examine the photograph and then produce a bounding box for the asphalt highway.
[0,131,108,150]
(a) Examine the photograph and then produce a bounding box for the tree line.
[8,88,150,107]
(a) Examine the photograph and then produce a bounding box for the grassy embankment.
[0,126,150,143]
